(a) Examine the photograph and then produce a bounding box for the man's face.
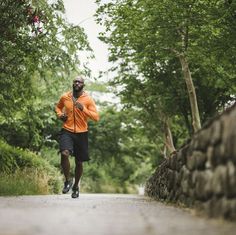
[73,77,84,92]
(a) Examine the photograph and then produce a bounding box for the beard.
[73,85,84,92]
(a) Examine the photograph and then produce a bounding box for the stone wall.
[145,103,236,220]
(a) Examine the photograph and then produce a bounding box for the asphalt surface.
[0,194,235,235]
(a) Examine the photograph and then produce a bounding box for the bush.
[0,139,61,195]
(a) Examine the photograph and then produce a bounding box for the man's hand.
[59,113,68,122]
[75,102,84,111]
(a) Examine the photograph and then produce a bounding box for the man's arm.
[81,98,99,121]
[55,97,67,121]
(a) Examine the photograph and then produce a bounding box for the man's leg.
[74,159,83,188]
[71,159,83,198]
[61,150,70,181]
[61,150,73,193]
[71,132,87,198]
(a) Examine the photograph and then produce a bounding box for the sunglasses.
[73,80,84,84]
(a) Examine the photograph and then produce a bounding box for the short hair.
[73,75,85,83]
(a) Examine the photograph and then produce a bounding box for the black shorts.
[59,129,90,162]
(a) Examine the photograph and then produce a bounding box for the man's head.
[73,76,85,92]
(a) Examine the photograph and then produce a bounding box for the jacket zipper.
[72,98,76,133]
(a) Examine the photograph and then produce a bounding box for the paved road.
[0,194,235,235]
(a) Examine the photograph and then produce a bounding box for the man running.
[55,76,99,198]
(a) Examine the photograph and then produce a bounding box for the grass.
[0,139,62,196]
[0,168,58,196]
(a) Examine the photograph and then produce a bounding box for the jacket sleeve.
[82,97,99,121]
[55,96,64,118]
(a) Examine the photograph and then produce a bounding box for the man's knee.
[61,150,70,157]
[75,158,83,166]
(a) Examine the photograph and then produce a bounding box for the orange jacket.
[55,91,99,133]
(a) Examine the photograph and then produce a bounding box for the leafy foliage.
[86,106,163,190]
[95,0,236,151]
[0,139,61,193]
[0,0,91,150]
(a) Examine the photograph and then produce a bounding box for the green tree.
[95,0,236,147]
[0,0,91,149]
[87,106,162,189]
[96,0,235,131]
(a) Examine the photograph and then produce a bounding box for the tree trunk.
[163,145,167,159]
[163,118,176,155]
[179,54,201,132]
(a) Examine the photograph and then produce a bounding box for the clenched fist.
[59,113,68,122]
